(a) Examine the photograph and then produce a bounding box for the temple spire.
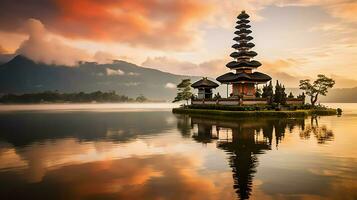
[226,10,262,70]
[216,10,271,96]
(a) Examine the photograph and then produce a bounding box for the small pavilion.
[191,77,219,99]
[216,11,271,98]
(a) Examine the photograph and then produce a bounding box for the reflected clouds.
[0,155,234,200]
[0,111,356,200]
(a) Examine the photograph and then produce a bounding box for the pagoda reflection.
[180,115,305,200]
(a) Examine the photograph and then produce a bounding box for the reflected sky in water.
[0,104,356,200]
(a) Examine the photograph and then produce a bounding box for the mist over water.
[0,103,179,112]
[0,103,356,199]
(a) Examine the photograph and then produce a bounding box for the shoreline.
[172,108,337,118]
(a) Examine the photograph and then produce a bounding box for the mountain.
[1,55,356,102]
[286,88,357,103]
[0,55,199,100]
[0,53,14,65]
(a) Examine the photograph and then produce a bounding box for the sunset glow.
[0,0,356,87]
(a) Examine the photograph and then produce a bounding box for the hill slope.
[0,55,199,100]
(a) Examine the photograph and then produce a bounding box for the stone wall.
[191,97,304,106]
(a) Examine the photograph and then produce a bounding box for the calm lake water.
[0,103,356,200]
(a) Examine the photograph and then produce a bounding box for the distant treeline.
[0,91,148,103]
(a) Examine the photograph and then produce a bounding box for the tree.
[136,94,147,102]
[214,92,221,100]
[288,92,294,98]
[299,74,335,106]
[274,81,287,105]
[262,81,274,104]
[255,87,262,98]
[173,79,193,105]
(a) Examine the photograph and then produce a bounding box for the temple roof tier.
[233,35,253,42]
[230,51,258,58]
[216,72,271,83]
[235,24,251,29]
[237,11,250,19]
[232,43,255,49]
[191,77,219,88]
[237,19,250,24]
[226,60,262,69]
[234,29,252,35]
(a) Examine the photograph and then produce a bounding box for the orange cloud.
[0,0,212,51]
[0,154,235,200]
[52,0,213,50]
[327,1,357,22]
[0,45,8,54]
[259,58,309,87]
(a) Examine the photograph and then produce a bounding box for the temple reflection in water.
[176,114,333,200]
[0,111,340,200]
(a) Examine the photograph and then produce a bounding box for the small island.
[173,11,338,118]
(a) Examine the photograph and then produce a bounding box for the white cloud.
[93,51,116,64]
[15,19,90,66]
[128,72,140,76]
[165,83,176,89]
[106,68,125,76]
[124,82,140,86]
[142,56,226,76]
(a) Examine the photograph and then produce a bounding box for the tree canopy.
[173,79,192,105]
[0,91,148,103]
[274,80,287,105]
[262,81,274,103]
[299,74,335,106]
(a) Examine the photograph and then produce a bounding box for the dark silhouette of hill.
[0,55,199,100]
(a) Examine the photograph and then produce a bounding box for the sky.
[0,0,356,88]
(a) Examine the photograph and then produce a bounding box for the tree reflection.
[299,116,334,144]
[175,114,192,138]
[177,115,309,200]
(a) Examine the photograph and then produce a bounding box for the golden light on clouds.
[0,0,356,87]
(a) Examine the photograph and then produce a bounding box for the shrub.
[337,108,342,115]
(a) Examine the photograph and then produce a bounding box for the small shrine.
[191,77,219,99]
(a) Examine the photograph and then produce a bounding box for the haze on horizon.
[0,0,356,88]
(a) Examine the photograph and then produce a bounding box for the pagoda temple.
[189,11,304,106]
[216,11,271,98]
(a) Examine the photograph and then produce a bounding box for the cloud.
[93,51,117,64]
[124,82,140,86]
[261,58,305,71]
[0,154,234,200]
[260,58,357,88]
[142,56,226,76]
[206,0,357,28]
[0,45,8,54]
[106,68,125,76]
[0,0,213,50]
[0,45,14,63]
[165,83,176,89]
[15,18,90,66]
[326,1,357,22]
[259,58,308,87]
[142,56,197,75]
[330,74,357,88]
[128,72,140,76]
